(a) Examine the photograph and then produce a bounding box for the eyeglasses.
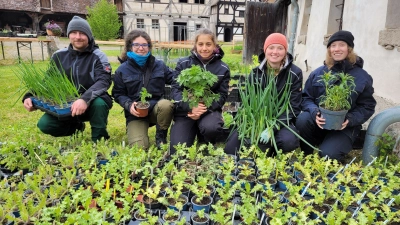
[131,43,149,49]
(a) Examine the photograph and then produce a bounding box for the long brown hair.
[120,29,152,61]
[325,46,357,69]
[192,28,217,51]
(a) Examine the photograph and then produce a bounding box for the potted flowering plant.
[45,20,62,36]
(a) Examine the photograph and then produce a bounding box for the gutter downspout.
[288,0,299,55]
[362,106,400,164]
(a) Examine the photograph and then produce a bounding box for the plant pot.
[55,103,72,115]
[31,97,43,107]
[319,107,348,130]
[136,101,150,117]
[277,178,297,191]
[191,195,213,213]
[162,211,181,224]
[167,194,189,211]
[190,212,210,225]
[133,208,152,221]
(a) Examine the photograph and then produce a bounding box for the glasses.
[131,43,149,49]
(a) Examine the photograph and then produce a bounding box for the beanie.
[327,30,354,48]
[67,16,93,40]
[263,33,288,52]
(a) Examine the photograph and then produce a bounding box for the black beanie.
[67,16,93,40]
[327,30,354,48]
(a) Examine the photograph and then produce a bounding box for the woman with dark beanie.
[224,33,303,156]
[296,30,376,163]
[112,30,175,150]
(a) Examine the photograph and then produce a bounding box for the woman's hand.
[23,98,37,112]
[316,112,325,129]
[341,119,349,130]
[187,103,207,120]
[129,102,141,117]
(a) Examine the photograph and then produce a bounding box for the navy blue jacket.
[171,48,230,116]
[112,55,176,124]
[301,57,376,128]
[251,52,303,122]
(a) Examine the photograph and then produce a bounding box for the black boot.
[155,125,168,150]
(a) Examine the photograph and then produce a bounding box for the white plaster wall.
[292,1,331,78]
[342,0,400,103]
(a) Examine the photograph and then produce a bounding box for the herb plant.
[318,71,355,111]
[176,65,220,108]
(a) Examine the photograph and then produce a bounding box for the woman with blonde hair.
[296,30,376,162]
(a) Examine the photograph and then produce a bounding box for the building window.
[224,7,229,14]
[152,19,159,29]
[238,10,244,17]
[194,0,205,4]
[196,24,201,30]
[179,0,188,3]
[137,19,144,29]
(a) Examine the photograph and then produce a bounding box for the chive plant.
[235,70,293,150]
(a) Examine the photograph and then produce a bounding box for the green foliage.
[319,71,355,111]
[177,65,220,108]
[222,112,234,128]
[86,0,122,41]
[139,87,152,103]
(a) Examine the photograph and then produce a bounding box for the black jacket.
[23,41,113,108]
[250,52,303,122]
[301,57,376,128]
[171,48,230,116]
[112,55,176,124]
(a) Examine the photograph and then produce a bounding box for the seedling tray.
[33,103,72,120]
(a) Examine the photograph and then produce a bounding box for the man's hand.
[316,112,325,129]
[23,98,37,112]
[71,99,88,117]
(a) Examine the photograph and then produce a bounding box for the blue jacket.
[171,48,230,116]
[251,52,303,123]
[112,55,176,124]
[301,57,376,129]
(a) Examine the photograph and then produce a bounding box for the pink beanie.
[263,33,288,52]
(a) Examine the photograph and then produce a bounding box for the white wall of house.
[291,0,400,103]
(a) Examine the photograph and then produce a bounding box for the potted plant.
[136,87,152,117]
[176,65,220,108]
[318,71,355,130]
[190,209,210,225]
[45,20,62,36]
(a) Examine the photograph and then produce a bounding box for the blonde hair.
[325,46,357,69]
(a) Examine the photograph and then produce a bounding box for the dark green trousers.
[37,98,110,142]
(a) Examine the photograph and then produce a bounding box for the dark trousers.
[170,111,224,154]
[295,111,359,162]
[37,97,110,142]
[224,124,300,156]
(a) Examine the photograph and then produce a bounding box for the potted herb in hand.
[136,87,152,117]
[318,71,355,130]
[176,65,220,109]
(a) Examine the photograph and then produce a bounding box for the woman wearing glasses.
[112,29,176,149]
[169,28,230,154]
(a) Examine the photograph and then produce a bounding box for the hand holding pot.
[71,99,88,117]
[315,112,325,129]
[130,102,141,117]
[188,103,207,120]
[341,119,349,130]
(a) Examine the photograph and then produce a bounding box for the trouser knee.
[295,111,314,132]
[155,99,173,130]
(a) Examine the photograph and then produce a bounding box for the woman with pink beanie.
[224,33,303,156]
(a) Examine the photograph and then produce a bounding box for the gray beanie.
[67,16,93,40]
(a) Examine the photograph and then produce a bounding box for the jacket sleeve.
[346,77,376,127]
[112,70,133,112]
[171,59,191,113]
[278,69,303,122]
[301,71,320,119]
[164,64,177,85]
[80,53,112,106]
[209,66,230,111]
